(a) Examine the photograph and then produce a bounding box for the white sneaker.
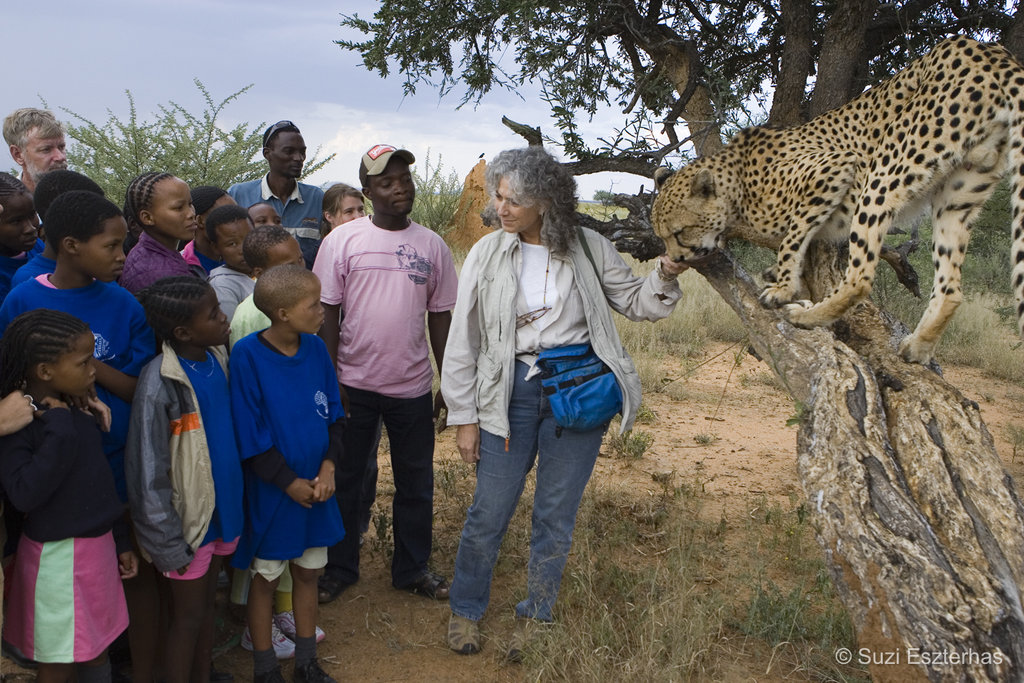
[241,621,296,659]
[273,610,326,643]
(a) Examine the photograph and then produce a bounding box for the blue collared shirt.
[227,175,324,268]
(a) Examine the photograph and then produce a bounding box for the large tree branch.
[576,192,665,260]
[689,247,1024,681]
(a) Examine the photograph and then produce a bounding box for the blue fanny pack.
[536,343,622,432]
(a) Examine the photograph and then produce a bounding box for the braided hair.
[0,172,29,200]
[0,309,91,395]
[123,172,173,237]
[190,185,229,218]
[135,276,214,342]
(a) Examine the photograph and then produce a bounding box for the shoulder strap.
[576,227,601,283]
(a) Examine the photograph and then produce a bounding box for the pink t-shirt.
[313,216,457,398]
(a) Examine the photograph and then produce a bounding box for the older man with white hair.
[3,108,68,192]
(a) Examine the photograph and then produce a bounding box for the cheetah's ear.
[691,169,716,199]
[653,167,675,187]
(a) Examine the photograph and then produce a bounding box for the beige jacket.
[441,228,681,436]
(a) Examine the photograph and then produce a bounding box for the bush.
[62,80,334,202]
[408,149,462,234]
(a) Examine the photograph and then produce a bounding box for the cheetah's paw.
[782,300,831,328]
[759,283,798,308]
[898,334,936,365]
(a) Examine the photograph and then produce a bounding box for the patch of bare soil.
[4,345,1021,682]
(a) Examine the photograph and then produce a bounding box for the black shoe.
[1,639,37,669]
[210,665,235,681]
[254,666,286,683]
[294,657,337,683]
[396,570,450,600]
[317,572,354,604]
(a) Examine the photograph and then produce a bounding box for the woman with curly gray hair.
[441,146,689,659]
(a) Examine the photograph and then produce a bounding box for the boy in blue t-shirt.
[0,191,154,501]
[229,264,344,683]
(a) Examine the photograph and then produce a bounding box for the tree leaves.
[62,80,334,202]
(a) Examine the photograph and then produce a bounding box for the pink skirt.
[4,531,128,663]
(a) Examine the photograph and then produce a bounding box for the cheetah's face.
[653,167,729,262]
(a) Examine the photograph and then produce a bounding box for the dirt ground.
[3,345,1022,682]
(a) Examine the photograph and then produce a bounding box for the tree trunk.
[810,0,876,117]
[633,25,724,157]
[769,0,815,127]
[690,245,1024,682]
[1004,7,1024,63]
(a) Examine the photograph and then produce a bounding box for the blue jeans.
[449,361,607,622]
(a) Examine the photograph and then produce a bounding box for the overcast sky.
[6,1,643,199]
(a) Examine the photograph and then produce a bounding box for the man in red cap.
[313,145,457,603]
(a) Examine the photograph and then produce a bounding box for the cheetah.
[651,37,1024,364]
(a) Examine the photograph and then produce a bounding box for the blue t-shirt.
[180,352,244,545]
[0,239,44,303]
[0,278,156,500]
[229,333,345,563]
[196,249,222,274]
[10,252,56,289]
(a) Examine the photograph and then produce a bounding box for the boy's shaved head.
[253,264,319,317]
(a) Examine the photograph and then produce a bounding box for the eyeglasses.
[263,120,298,147]
[516,306,551,329]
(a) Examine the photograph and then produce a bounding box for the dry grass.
[425,458,866,681]
[430,229,1019,681]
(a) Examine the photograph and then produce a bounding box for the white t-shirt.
[518,242,559,332]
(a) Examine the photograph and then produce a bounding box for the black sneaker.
[294,657,337,683]
[254,666,286,683]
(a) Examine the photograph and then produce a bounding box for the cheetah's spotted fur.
[652,37,1024,363]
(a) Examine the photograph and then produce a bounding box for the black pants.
[325,386,435,586]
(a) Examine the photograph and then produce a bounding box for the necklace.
[181,353,215,378]
[516,248,552,329]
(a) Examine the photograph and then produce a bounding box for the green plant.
[634,403,657,425]
[61,80,334,203]
[1008,425,1024,463]
[693,432,718,446]
[407,149,462,234]
[607,429,654,459]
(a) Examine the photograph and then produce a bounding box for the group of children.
[0,159,381,683]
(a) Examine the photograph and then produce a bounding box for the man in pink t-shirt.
[313,145,457,603]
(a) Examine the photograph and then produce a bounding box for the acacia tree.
[338,0,1020,176]
[342,3,1024,680]
[63,80,334,203]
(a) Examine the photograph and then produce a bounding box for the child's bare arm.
[92,359,138,403]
